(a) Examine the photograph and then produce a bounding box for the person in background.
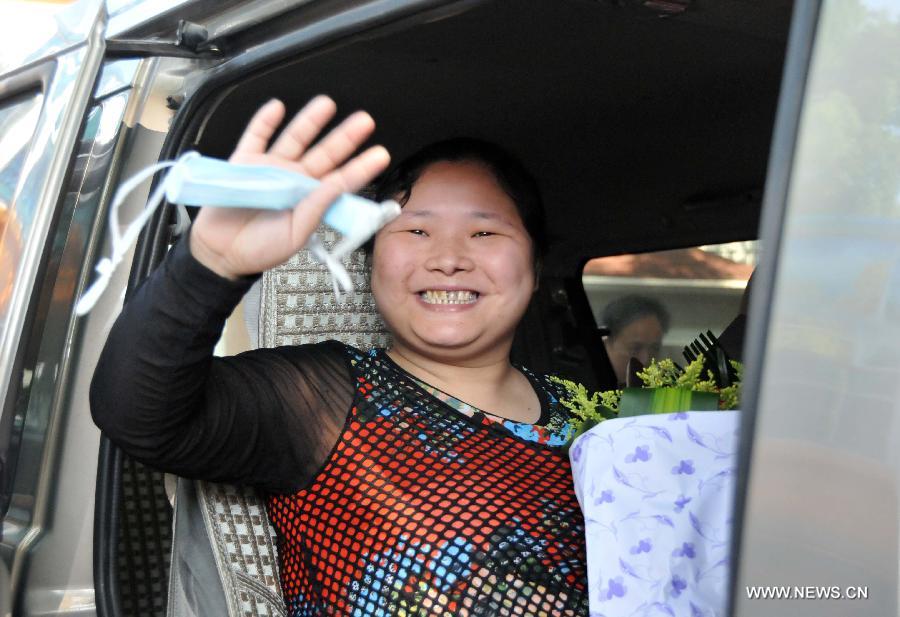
[601,294,670,386]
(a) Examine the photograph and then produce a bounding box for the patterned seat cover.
[167,229,390,617]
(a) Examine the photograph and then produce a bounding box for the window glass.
[0,91,44,343]
[0,90,43,517]
[582,241,756,380]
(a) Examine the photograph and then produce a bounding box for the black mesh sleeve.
[90,236,354,493]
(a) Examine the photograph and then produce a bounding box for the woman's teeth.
[420,290,478,304]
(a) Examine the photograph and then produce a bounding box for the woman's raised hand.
[190,96,390,279]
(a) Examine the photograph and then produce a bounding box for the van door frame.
[0,6,108,613]
[728,1,822,612]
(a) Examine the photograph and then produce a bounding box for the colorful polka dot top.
[267,344,589,616]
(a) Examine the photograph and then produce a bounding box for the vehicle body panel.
[734,1,900,615]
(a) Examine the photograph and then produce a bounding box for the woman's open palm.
[190,96,390,279]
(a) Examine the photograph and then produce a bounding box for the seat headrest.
[259,226,391,350]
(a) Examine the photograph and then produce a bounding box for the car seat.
[166,228,390,617]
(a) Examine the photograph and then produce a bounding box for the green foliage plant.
[552,356,743,449]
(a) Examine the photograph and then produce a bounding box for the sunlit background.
[0,0,73,65]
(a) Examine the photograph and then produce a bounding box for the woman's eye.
[407,229,427,236]
[472,231,495,238]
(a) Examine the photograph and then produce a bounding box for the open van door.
[0,0,107,613]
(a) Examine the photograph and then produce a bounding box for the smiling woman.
[90,98,590,616]
[373,157,540,422]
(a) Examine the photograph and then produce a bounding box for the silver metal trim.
[0,21,107,452]
[105,0,318,42]
[4,16,109,602]
[200,0,317,41]
[0,0,104,80]
[105,0,197,39]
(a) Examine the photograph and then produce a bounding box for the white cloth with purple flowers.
[569,411,740,617]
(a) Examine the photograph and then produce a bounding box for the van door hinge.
[106,20,220,59]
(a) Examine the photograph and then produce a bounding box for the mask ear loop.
[307,235,354,301]
[323,200,400,302]
[75,159,180,316]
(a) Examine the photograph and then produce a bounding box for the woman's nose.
[424,240,475,275]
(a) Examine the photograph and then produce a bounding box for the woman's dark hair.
[601,295,671,337]
[368,137,547,268]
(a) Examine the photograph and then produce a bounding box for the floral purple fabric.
[569,411,739,617]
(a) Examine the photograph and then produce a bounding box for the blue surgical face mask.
[75,151,400,315]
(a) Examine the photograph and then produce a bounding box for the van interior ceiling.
[193,0,793,276]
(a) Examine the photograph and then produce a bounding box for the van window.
[582,241,757,367]
[0,90,43,513]
[0,90,43,342]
